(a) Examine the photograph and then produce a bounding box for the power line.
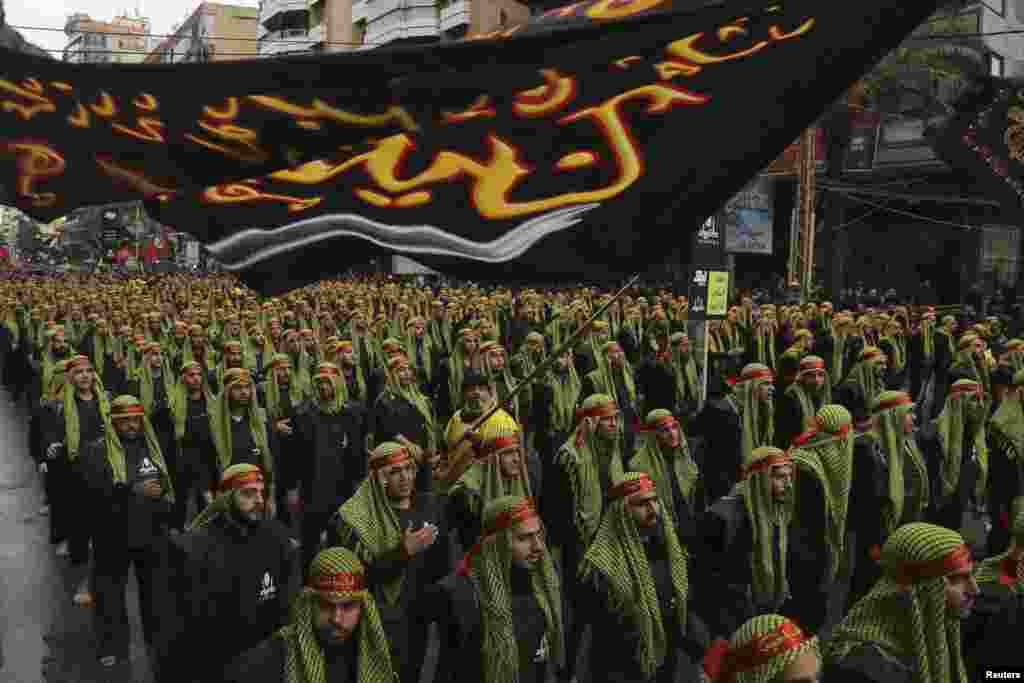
[831,190,984,230]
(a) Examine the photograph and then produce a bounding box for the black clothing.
[826,642,915,683]
[174,395,217,528]
[229,414,262,470]
[330,493,451,683]
[296,402,365,569]
[78,436,175,659]
[845,433,888,609]
[636,357,676,418]
[688,396,741,503]
[168,514,298,683]
[578,528,710,683]
[369,389,433,493]
[435,565,558,683]
[224,630,359,683]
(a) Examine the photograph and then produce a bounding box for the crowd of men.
[0,270,1021,683]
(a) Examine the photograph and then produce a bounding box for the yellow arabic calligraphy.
[667,15,815,66]
[513,70,576,118]
[0,78,56,121]
[4,142,65,207]
[247,96,420,133]
[442,95,497,125]
[585,0,665,20]
[184,122,269,164]
[203,183,322,212]
[231,83,706,219]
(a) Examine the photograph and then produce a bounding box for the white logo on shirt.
[258,571,277,602]
[138,457,159,476]
[534,632,549,663]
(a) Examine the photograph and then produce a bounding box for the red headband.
[949,384,982,401]
[742,453,791,479]
[638,415,676,433]
[481,434,520,458]
[719,621,810,677]
[316,366,341,377]
[67,356,91,371]
[221,469,264,492]
[875,394,912,413]
[799,358,825,372]
[576,402,618,421]
[610,474,656,501]
[224,342,242,353]
[370,448,412,471]
[111,404,146,418]
[458,498,539,576]
[310,571,366,594]
[741,369,774,382]
[336,341,353,351]
[270,358,292,370]
[890,544,972,586]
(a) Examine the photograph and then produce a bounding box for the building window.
[990,52,1005,77]
[980,225,1020,293]
[354,19,367,45]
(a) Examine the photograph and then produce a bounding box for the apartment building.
[63,12,149,64]
[144,3,259,64]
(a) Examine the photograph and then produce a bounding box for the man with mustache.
[209,368,276,518]
[167,463,298,683]
[826,523,979,683]
[577,472,709,682]
[330,441,450,683]
[223,547,395,683]
[77,395,175,670]
[700,446,796,640]
[775,355,829,449]
[435,495,567,683]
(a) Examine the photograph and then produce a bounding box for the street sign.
[688,266,730,321]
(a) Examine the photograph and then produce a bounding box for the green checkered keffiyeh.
[545,361,581,435]
[278,547,395,683]
[1006,340,1024,373]
[312,365,348,415]
[104,395,175,501]
[263,354,303,421]
[789,405,854,581]
[336,442,408,607]
[629,409,699,525]
[584,341,637,410]
[739,446,794,611]
[701,614,820,683]
[209,368,274,491]
[169,362,213,441]
[845,349,886,408]
[461,496,564,683]
[668,333,701,404]
[60,365,110,461]
[555,394,625,544]
[974,496,1024,590]
[453,412,531,519]
[869,391,929,535]
[933,379,989,501]
[579,472,689,679]
[135,355,176,415]
[827,523,970,683]
[187,463,263,531]
[987,371,1024,464]
[382,356,436,452]
[736,365,775,466]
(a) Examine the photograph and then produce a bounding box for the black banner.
[935,76,1024,224]
[0,0,940,293]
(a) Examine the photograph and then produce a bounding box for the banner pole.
[439,272,641,487]
[700,319,710,410]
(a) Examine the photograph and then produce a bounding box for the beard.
[464,395,486,415]
[317,622,355,649]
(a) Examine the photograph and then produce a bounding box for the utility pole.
[787,127,817,302]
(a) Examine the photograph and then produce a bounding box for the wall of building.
[470,0,529,35]
[211,4,259,60]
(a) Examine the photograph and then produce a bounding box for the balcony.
[258,29,315,55]
[260,0,310,24]
[308,22,324,44]
[439,0,469,32]
[364,2,440,45]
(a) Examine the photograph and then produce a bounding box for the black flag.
[0,0,940,293]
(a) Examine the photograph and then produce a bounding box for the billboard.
[723,177,774,255]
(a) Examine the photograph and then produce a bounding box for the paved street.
[0,388,155,683]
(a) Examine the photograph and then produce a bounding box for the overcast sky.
[6,0,261,57]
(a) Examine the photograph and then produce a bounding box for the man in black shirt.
[78,395,175,670]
